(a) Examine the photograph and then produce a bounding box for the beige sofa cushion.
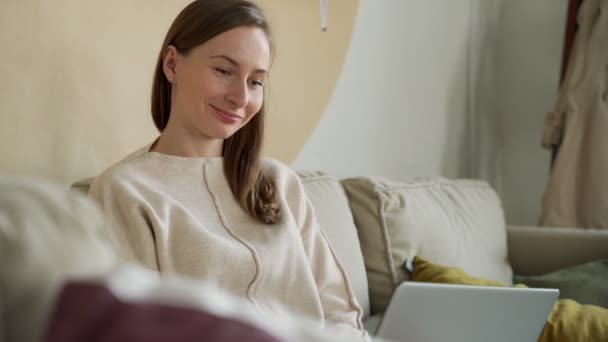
[297,171,370,319]
[341,176,513,314]
[1,177,118,342]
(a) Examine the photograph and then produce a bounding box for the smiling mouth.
[210,105,241,124]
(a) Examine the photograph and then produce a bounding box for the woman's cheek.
[249,95,264,115]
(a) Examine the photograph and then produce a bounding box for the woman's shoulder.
[259,157,308,200]
[90,144,158,194]
[259,157,299,182]
[260,156,290,173]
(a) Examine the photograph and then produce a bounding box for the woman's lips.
[210,105,241,124]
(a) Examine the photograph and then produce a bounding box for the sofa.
[295,171,608,333]
[3,171,608,341]
[74,171,608,333]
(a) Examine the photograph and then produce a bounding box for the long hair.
[151,0,280,224]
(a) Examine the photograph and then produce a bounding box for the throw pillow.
[341,176,512,315]
[411,256,511,287]
[513,260,608,308]
[45,282,283,342]
[410,257,608,342]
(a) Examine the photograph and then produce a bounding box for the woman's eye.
[214,68,230,76]
[249,80,264,87]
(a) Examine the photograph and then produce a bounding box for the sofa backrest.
[341,176,513,315]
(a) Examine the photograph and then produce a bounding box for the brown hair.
[151,0,280,224]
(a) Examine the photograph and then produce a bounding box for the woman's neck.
[151,123,223,158]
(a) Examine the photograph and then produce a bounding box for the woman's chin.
[208,127,238,141]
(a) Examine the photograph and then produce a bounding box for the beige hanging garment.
[540,0,608,229]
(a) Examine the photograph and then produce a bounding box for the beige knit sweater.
[88,143,367,339]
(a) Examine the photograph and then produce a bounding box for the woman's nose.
[225,80,248,109]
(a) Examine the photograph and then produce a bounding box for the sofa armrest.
[507,225,608,276]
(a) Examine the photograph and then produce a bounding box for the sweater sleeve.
[88,172,159,272]
[281,168,369,341]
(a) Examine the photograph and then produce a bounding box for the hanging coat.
[540,0,608,229]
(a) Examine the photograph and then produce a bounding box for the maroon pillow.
[44,282,283,342]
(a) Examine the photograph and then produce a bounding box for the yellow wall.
[0,0,358,184]
[256,0,357,162]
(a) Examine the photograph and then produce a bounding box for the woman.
[89,0,368,339]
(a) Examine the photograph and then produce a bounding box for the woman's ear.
[162,45,178,83]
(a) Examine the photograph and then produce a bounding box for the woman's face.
[164,26,270,143]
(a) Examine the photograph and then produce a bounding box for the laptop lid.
[376,282,558,342]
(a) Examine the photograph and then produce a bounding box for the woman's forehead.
[199,26,270,69]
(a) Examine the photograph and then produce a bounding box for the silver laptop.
[376,281,558,342]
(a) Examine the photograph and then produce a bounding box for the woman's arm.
[88,173,159,271]
[280,166,368,340]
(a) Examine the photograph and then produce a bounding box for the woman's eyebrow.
[210,54,268,74]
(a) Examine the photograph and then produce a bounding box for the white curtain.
[465,0,505,196]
